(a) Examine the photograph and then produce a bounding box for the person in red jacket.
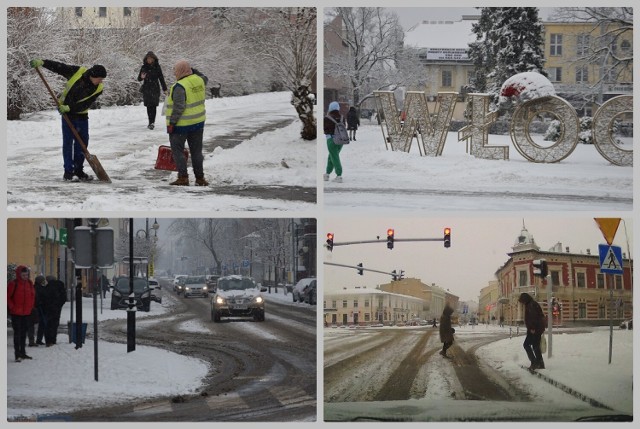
[7,265,36,362]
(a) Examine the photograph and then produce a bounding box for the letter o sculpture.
[593,95,633,166]
[510,96,579,163]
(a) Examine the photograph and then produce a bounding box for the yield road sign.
[598,244,624,275]
[594,218,621,245]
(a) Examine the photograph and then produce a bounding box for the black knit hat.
[88,65,107,78]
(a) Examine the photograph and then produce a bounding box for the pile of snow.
[498,71,556,108]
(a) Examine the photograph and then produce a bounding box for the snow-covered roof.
[404,18,476,54]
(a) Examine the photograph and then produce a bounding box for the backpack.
[326,115,350,145]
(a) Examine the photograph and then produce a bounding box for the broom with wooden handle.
[34,66,112,183]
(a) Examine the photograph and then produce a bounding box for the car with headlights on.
[148,277,162,303]
[111,277,151,312]
[183,275,209,298]
[211,275,267,322]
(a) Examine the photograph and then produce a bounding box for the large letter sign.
[374,91,632,166]
[593,96,633,166]
[511,96,579,163]
[374,90,457,156]
[458,93,509,160]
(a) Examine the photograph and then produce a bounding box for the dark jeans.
[11,315,29,359]
[170,128,204,178]
[442,341,453,354]
[61,117,89,173]
[45,310,61,345]
[523,331,544,365]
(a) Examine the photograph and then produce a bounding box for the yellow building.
[478,280,500,324]
[7,218,65,279]
[56,7,140,29]
[542,21,633,115]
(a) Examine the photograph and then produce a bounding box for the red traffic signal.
[443,227,451,248]
[387,228,395,250]
[326,233,334,251]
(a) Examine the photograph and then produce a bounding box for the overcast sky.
[323,216,633,302]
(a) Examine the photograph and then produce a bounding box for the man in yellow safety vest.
[165,59,209,186]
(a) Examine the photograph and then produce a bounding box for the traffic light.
[443,227,451,248]
[399,270,405,280]
[387,228,395,250]
[357,263,363,275]
[551,298,560,315]
[532,259,548,278]
[391,270,398,281]
[326,233,334,251]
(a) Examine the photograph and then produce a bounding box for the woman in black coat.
[346,106,360,141]
[138,51,167,129]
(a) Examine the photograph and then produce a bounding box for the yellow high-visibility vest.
[165,74,206,127]
[59,67,104,114]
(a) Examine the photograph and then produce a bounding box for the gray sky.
[323,217,633,302]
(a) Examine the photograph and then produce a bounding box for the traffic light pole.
[324,262,400,277]
[331,238,445,247]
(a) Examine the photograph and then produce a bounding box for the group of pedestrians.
[436,293,546,371]
[7,266,67,362]
[29,51,209,186]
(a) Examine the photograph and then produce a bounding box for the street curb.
[520,365,613,410]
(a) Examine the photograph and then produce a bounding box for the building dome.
[512,221,539,252]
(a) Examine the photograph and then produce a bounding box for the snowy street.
[324,324,633,421]
[323,122,632,211]
[6,92,317,211]
[6,279,317,421]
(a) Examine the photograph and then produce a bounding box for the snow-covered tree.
[325,8,424,109]
[222,8,317,140]
[468,8,547,110]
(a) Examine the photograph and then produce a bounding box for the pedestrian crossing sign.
[598,244,624,275]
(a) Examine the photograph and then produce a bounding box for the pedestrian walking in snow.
[439,304,455,357]
[137,51,168,130]
[7,266,36,362]
[100,274,110,298]
[324,101,345,183]
[166,59,209,186]
[45,276,67,345]
[519,292,546,370]
[346,106,360,141]
[29,58,106,181]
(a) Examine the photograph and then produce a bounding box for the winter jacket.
[36,280,64,315]
[439,305,455,344]
[323,110,343,136]
[7,265,36,316]
[138,52,167,107]
[520,293,546,334]
[42,59,104,120]
[166,68,208,133]
[346,108,360,130]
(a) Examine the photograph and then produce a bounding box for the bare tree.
[223,8,317,140]
[325,8,424,108]
[168,219,228,274]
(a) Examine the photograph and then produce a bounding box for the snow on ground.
[5,284,315,421]
[323,121,633,211]
[324,324,633,416]
[6,91,316,211]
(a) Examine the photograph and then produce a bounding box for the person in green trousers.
[323,101,344,183]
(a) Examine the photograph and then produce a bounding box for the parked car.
[111,277,151,312]
[148,277,162,303]
[173,275,187,294]
[620,319,633,330]
[303,281,316,305]
[292,278,316,303]
[211,275,267,322]
[183,276,209,298]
